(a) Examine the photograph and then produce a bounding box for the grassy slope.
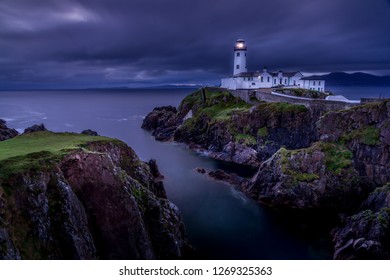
[0,131,120,177]
[179,88,308,146]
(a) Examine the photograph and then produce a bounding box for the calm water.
[329,86,390,100]
[3,87,378,259]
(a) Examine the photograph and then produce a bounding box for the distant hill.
[85,84,203,90]
[305,72,390,86]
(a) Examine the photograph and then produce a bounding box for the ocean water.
[328,86,390,100]
[0,87,361,260]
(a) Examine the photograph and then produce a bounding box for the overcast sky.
[1,0,390,89]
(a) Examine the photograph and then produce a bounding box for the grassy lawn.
[0,131,115,161]
[0,131,120,177]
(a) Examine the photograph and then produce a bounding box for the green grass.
[263,102,308,113]
[320,143,353,175]
[179,89,203,110]
[293,173,320,182]
[341,126,380,146]
[178,88,308,150]
[235,133,257,145]
[257,127,268,138]
[0,131,118,161]
[203,102,251,120]
[278,142,353,183]
[0,131,120,177]
[180,88,251,123]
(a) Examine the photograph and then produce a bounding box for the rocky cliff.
[245,100,389,209]
[0,119,18,141]
[0,131,189,259]
[143,88,317,166]
[332,184,390,259]
[142,88,390,259]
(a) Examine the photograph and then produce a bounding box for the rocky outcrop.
[142,88,390,259]
[142,106,179,141]
[242,142,371,210]
[0,133,189,259]
[195,168,244,186]
[81,129,99,136]
[318,100,390,186]
[208,142,260,167]
[332,184,390,259]
[243,101,389,209]
[0,119,18,141]
[24,123,48,134]
[143,88,318,167]
[240,101,389,258]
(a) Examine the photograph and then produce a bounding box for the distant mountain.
[85,84,203,90]
[144,84,203,89]
[305,72,390,86]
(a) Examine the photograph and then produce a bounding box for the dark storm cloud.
[1,0,390,89]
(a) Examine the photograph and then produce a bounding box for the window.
[319,81,321,86]
[261,77,264,82]
[237,52,240,57]
[318,88,320,91]
[285,79,287,84]
[274,79,276,84]
[279,78,282,84]
[236,65,240,69]
[313,81,316,86]
[267,77,270,82]
[252,82,256,85]
[294,81,296,86]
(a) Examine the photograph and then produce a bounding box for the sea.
[0,86,388,259]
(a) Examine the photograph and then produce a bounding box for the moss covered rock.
[0,132,189,259]
[332,184,390,259]
[319,101,390,186]
[242,142,371,210]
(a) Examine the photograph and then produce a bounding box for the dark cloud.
[1,0,390,89]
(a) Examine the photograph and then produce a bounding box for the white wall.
[221,78,237,90]
[233,50,247,75]
[222,76,326,92]
[300,80,325,92]
[258,73,273,88]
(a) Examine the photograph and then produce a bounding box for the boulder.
[24,123,48,133]
[81,129,99,136]
[209,142,260,167]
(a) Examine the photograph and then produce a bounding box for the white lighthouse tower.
[233,39,247,75]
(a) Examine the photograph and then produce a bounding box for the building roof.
[233,71,262,78]
[271,71,302,77]
[232,71,304,78]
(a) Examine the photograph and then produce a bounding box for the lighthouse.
[233,39,247,75]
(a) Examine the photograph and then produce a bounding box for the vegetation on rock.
[142,88,390,259]
[0,132,189,260]
[0,131,122,179]
[274,88,328,99]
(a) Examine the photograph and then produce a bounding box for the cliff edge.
[142,87,390,259]
[0,131,189,259]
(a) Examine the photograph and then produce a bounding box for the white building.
[221,39,325,92]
